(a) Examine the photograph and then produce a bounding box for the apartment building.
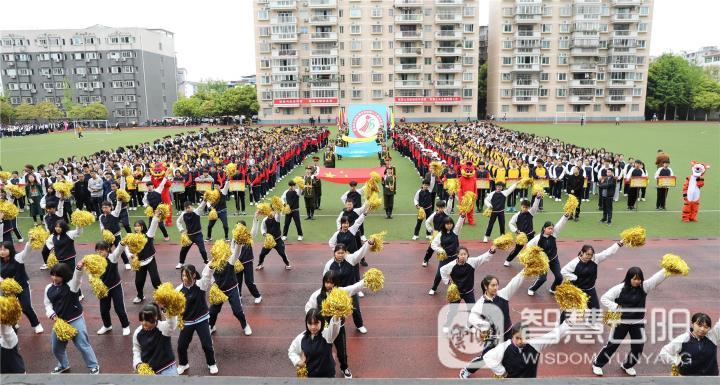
[0,25,178,124]
[683,46,720,68]
[487,0,653,122]
[253,0,480,124]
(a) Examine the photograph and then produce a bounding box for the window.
[502,57,512,65]
[539,105,546,112]
[595,88,604,97]
[349,8,361,18]
[609,105,622,112]
[502,73,512,81]
[424,106,432,113]
[110,66,121,74]
[464,24,474,33]
[501,105,510,113]
[372,89,383,99]
[556,88,567,97]
[557,73,567,81]
[75,67,87,75]
[632,88,642,97]
[371,7,382,17]
[572,105,585,113]
[631,104,640,112]
[463,89,473,98]
[503,40,512,49]
[464,40,473,49]
[463,56,474,66]
[539,89,548,97]
[52,68,64,75]
[560,23,570,33]
[257,10,269,20]
[596,72,605,81]
[541,57,550,65]
[123,65,134,73]
[352,89,362,99]
[558,55,568,65]
[501,89,512,97]
[7,83,19,90]
[542,24,552,33]
[540,73,549,81]
[541,40,551,49]
[639,6,649,16]
[350,41,362,51]
[320,107,333,115]
[372,57,383,66]
[440,106,453,113]
[635,72,643,81]
[54,82,67,89]
[463,72,473,82]
[594,104,601,112]
[351,73,362,83]
[350,25,361,34]
[351,57,362,66]
[372,25,382,34]
[372,41,382,51]
[556,104,565,112]
[503,24,512,33]
[638,23,647,32]
[516,105,529,113]
[372,73,383,82]
[112,81,123,88]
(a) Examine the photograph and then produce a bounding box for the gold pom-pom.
[144,206,154,217]
[671,364,680,376]
[482,207,492,217]
[532,185,545,197]
[282,204,291,215]
[458,192,476,215]
[204,189,221,205]
[518,246,549,276]
[271,196,284,213]
[430,161,444,177]
[53,318,79,342]
[0,278,23,297]
[0,200,19,220]
[256,202,272,217]
[70,210,96,227]
[518,177,534,188]
[137,362,155,375]
[180,232,192,247]
[89,275,109,299]
[154,204,171,221]
[563,195,579,217]
[620,226,646,247]
[320,288,354,318]
[82,254,108,276]
[437,249,448,261]
[28,225,50,250]
[234,260,245,273]
[603,310,621,326]
[225,163,237,177]
[208,208,218,221]
[232,223,253,246]
[296,366,308,378]
[0,296,22,325]
[130,255,141,271]
[47,251,59,269]
[444,179,459,195]
[660,253,690,277]
[122,166,132,177]
[363,268,384,292]
[368,231,386,252]
[52,181,74,198]
[417,207,426,220]
[116,189,131,203]
[554,281,590,312]
[367,193,382,212]
[123,233,148,255]
[293,176,305,190]
[153,282,186,317]
[515,232,528,246]
[493,233,515,251]
[4,184,25,198]
[208,283,229,305]
[263,233,276,249]
[102,229,116,244]
[0,171,11,182]
[365,172,381,197]
[447,283,461,302]
[210,240,231,270]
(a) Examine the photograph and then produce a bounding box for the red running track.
[12,238,720,378]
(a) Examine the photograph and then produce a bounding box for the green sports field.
[1,122,718,245]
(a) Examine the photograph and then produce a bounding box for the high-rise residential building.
[253,0,480,124]
[486,0,653,122]
[683,46,720,68]
[0,25,178,124]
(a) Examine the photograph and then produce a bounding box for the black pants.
[152,220,169,238]
[251,186,260,203]
[185,186,196,204]
[466,344,497,374]
[207,210,229,240]
[258,238,290,266]
[41,245,50,263]
[99,283,130,328]
[135,258,162,299]
[446,291,476,328]
[432,256,457,291]
[19,284,40,327]
[551,181,562,199]
[179,232,208,264]
[476,189,488,211]
[560,287,599,323]
[334,325,349,371]
[209,286,248,328]
[593,323,645,369]
[304,197,316,219]
[314,191,322,209]
[384,194,394,217]
[350,294,363,328]
[413,207,432,236]
[119,211,132,234]
[91,197,103,216]
[506,231,534,261]
[233,191,246,212]
[528,256,562,292]
[570,192,581,218]
[484,212,506,237]
[656,188,668,209]
[627,187,639,208]
[283,210,303,237]
[237,262,261,298]
[601,196,613,223]
[173,192,184,211]
[177,319,215,366]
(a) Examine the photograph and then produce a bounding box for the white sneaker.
[34,324,44,334]
[208,364,218,374]
[412,235,418,240]
[357,291,364,298]
[621,365,636,376]
[548,288,556,294]
[425,235,431,240]
[175,263,183,269]
[527,289,535,296]
[18,238,24,242]
[132,297,143,304]
[210,325,217,334]
[254,296,262,304]
[482,236,488,243]
[122,327,131,336]
[442,326,449,334]
[503,261,510,267]
[124,264,131,270]
[422,262,428,267]
[97,326,113,335]
[428,289,436,295]
[79,294,84,301]
[281,236,287,241]
[244,325,253,336]
[459,368,471,379]
[297,236,303,241]
[40,264,48,270]
[357,326,368,334]
[592,365,603,376]
[177,364,190,375]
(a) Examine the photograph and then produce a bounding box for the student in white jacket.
[659,312,720,376]
[288,308,342,378]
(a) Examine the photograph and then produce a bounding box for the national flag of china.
[317,167,385,184]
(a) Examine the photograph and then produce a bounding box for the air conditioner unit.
[304,18,309,22]
[47,89,53,93]
[45,74,51,78]
[10,75,15,79]
[81,73,86,77]
[30,89,36,93]
[8,62,14,66]
[121,57,127,61]
[86,58,91,62]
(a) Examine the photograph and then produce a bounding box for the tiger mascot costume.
[681,161,710,222]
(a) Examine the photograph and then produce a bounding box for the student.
[505,195,541,267]
[506,160,520,212]
[236,220,262,304]
[566,166,584,221]
[99,200,131,270]
[482,181,519,243]
[598,169,616,225]
[129,213,163,304]
[422,200,450,267]
[530,159,547,211]
[45,220,83,270]
[288,309,342,378]
[0,323,26,373]
[43,262,100,374]
[93,241,131,336]
[229,166,246,215]
[25,174,43,224]
[176,201,209,268]
[654,160,673,210]
[322,241,373,334]
[108,180,132,233]
[0,241,43,333]
[143,181,170,241]
[382,167,397,219]
[255,210,292,270]
[526,213,571,296]
[428,215,465,295]
[176,264,218,375]
[659,312,720,376]
[549,159,566,202]
[440,246,496,331]
[281,180,303,241]
[412,180,433,240]
[206,180,230,242]
[624,160,643,209]
[302,167,317,220]
[132,303,179,375]
[208,241,253,336]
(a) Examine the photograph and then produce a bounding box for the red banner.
[274,98,338,105]
[394,96,461,103]
[317,167,386,184]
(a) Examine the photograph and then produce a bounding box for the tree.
[66,104,85,120]
[35,101,64,121]
[195,80,228,96]
[14,103,37,121]
[82,102,108,120]
[0,98,15,125]
[693,91,720,121]
[218,85,259,116]
[172,84,258,118]
[647,54,693,120]
[173,97,202,117]
[477,63,488,118]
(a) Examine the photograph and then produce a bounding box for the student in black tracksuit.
[505,195,541,267]
[132,303,179,375]
[46,220,83,270]
[288,309,343,378]
[422,200,449,267]
[527,213,571,296]
[143,181,170,240]
[176,200,209,267]
[483,181,518,242]
[413,180,433,239]
[207,181,230,241]
[0,323,25,373]
[282,181,303,240]
[428,214,465,295]
[108,181,132,234]
[99,200,131,269]
[329,208,368,315]
[0,240,43,333]
[40,200,64,269]
[660,312,720,376]
[130,215,162,304]
[93,241,130,336]
[235,220,262,303]
[176,264,217,375]
[340,181,366,266]
[654,161,673,210]
[255,211,292,270]
[598,170,616,225]
[208,241,253,336]
[624,160,645,210]
[323,240,373,334]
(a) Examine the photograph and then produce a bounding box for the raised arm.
[501,182,518,197]
[194,201,206,215]
[341,280,365,297]
[220,180,230,195]
[108,244,125,264]
[643,269,668,293]
[345,242,370,266]
[552,213,570,239]
[68,265,83,292]
[497,269,526,301]
[467,248,496,269]
[335,211,343,230]
[111,198,122,217]
[158,315,178,336]
[340,190,349,205]
[528,321,572,353]
[14,241,32,264]
[228,241,241,265]
[593,242,622,264]
[348,213,366,235]
[453,214,465,235]
[196,263,214,292]
[528,194,541,215]
[67,226,83,239]
[322,316,342,343]
[146,216,160,239]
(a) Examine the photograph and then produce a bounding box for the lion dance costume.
[681,161,710,222]
[151,162,173,226]
[459,161,477,225]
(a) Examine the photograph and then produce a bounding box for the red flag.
[317,167,385,184]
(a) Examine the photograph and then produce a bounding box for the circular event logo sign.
[351,109,383,138]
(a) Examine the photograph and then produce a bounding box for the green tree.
[173,97,202,117]
[0,98,15,125]
[693,91,720,121]
[14,102,37,121]
[477,63,488,118]
[66,104,85,119]
[218,85,259,116]
[646,54,693,120]
[199,99,221,117]
[61,79,76,118]
[82,102,108,120]
[35,101,64,121]
[195,80,228,97]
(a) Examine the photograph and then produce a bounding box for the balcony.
[395,14,423,23]
[435,30,462,40]
[309,15,338,24]
[310,65,338,74]
[271,49,298,57]
[516,31,541,39]
[272,82,299,90]
[435,47,462,56]
[607,79,635,88]
[571,47,599,56]
[613,30,638,38]
[569,79,597,87]
[269,0,296,9]
[513,79,539,88]
[569,95,595,104]
[310,81,339,90]
[271,33,298,42]
[270,16,297,25]
[609,63,636,71]
[512,63,541,72]
[395,80,424,88]
[395,64,423,72]
[514,47,541,55]
[571,63,598,72]
[435,63,462,72]
[435,80,461,88]
[611,0,641,6]
[394,0,422,6]
[436,0,463,6]
[611,13,640,23]
[396,30,423,40]
[606,95,632,104]
[310,48,338,56]
[435,13,463,23]
[513,96,538,104]
[271,66,298,75]
[395,47,424,56]
[308,0,336,7]
[310,32,338,41]
[515,14,542,24]
[609,47,637,55]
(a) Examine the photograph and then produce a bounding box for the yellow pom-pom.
[671,364,680,376]
[130,255,141,271]
[293,176,305,190]
[123,233,148,254]
[0,171,11,182]
[430,161,444,177]
[144,206,154,217]
[0,278,23,297]
[270,196,284,213]
[208,208,218,221]
[232,223,253,246]
[458,192,476,215]
[52,181,74,198]
[4,184,25,198]
[53,318,79,342]
[0,200,19,220]
[660,253,690,277]
[368,231,386,252]
[367,193,382,211]
[177,319,184,330]
[320,288,354,318]
[89,275,109,299]
[603,310,621,326]
[444,179,459,195]
[155,204,171,221]
[180,232,192,247]
[0,296,22,325]
[620,226,646,247]
[102,229,116,244]
[82,254,108,276]
[47,251,59,269]
[482,207,492,217]
[116,189,131,203]
[518,246,549,276]
[417,207,426,220]
[563,195,579,217]
[263,233,276,249]
[210,240,231,270]
[493,233,515,251]
[282,204,292,215]
[28,225,50,250]
[365,172,381,197]
[447,283,461,302]
[225,163,237,177]
[518,177,534,188]
[209,283,229,305]
[363,268,384,292]
[296,366,308,378]
[554,281,590,312]
[204,189,221,205]
[515,232,528,246]
[256,202,272,217]
[153,282,186,317]
[532,184,545,197]
[122,166,132,177]
[70,210,96,227]
[234,260,245,273]
[137,362,155,375]
[437,249,448,261]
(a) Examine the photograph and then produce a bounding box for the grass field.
[3,122,719,245]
